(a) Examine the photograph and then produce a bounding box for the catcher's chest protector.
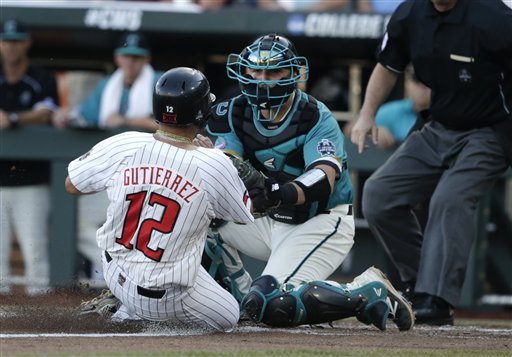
[209,94,324,223]
[229,95,320,170]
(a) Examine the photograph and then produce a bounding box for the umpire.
[350,0,512,326]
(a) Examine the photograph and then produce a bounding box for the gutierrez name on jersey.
[123,166,200,203]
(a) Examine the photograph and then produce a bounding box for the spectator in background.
[0,19,59,295]
[53,32,159,131]
[53,32,161,285]
[345,68,430,149]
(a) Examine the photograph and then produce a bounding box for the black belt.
[104,251,165,299]
[137,285,165,299]
[105,250,113,263]
[347,205,353,216]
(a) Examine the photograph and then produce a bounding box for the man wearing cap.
[52,32,161,284]
[0,19,59,295]
[53,32,160,130]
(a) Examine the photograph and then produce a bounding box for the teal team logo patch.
[317,139,336,156]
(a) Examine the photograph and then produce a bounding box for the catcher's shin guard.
[296,281,369,326]
[242,276,377,328]
[203,230,251,304]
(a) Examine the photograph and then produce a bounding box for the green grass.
[19,349,510,357]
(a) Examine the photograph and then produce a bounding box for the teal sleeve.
[303,101,346,168]
[375,104,397,135]
[303,100,353,206]
[375,99,415,142]
[78,78,109,125]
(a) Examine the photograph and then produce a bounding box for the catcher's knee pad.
[242,275,303,327]
[242,275,281,323]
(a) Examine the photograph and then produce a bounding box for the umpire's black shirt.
[377,0,512,130]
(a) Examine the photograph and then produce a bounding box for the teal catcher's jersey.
[207,90,353,222]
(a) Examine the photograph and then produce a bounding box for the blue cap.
[0,19,30,41]
[114,32,150,57]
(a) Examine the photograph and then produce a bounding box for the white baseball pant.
[0,184,50,294]
[102,252,240,332]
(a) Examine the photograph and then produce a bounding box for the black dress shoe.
[413,294,454,326]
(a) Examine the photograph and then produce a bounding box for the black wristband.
[279,183,298,205]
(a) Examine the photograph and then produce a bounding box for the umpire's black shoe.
[413,294,454,326]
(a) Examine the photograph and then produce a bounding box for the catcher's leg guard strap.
[204,230,251,304]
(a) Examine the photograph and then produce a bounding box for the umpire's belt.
[104,251,165,299]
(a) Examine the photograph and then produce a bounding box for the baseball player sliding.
[65,67,253,332]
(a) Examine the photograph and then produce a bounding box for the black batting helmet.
[153,67,215,127]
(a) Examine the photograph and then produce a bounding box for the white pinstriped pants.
[102,253,240,332]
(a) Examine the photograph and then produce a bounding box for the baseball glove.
[228,156,277,217]
[228,156,263,189]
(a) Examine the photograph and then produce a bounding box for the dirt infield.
[1,289,511,356]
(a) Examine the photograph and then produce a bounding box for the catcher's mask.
[226,34,309,122]
[153,67,216,127]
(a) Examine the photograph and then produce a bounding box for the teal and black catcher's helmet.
[226,34,309,121]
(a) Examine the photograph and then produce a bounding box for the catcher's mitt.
[228,156,277,217]
[228,156,263,188]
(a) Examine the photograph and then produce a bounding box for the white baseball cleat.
[79,289,121,319]
[365,267,415,331]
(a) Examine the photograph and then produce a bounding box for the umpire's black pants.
[362,121,508,307]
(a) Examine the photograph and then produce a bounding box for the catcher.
[200,34,414,330]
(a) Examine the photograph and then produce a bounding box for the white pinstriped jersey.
[68,131,253,289]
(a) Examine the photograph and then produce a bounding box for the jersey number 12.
[115,190,180,261]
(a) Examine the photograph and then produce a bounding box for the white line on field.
[1,325,511,339]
